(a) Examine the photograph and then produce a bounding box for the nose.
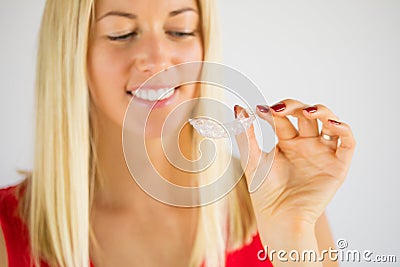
[132,31,170,76]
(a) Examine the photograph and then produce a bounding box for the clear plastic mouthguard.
[189,108,255,139]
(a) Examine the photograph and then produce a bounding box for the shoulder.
[0,184,19,267]
[0,185,18,215]
[0,182,31,266]
[0,182,27,233]
[0,183,23,219]
[0,184,20,199]
[0,184,18,197]
[0,184,22,265]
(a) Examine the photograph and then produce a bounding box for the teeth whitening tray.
[189,108,255,139]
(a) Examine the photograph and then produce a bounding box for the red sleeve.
[226,233,273,266]
[0,185,34,266]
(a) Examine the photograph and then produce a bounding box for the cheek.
[174,41,203,99]
[87,43,130,125]
[88,44,127,94]
[178,40,203,62]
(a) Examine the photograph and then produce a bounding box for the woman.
[0,0,355,266]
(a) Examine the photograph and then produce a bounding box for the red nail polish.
[328,119,341,125]
[234,105,240,118]
[304,106,317,113]
[256,105,269,113]
[270,102,286,112]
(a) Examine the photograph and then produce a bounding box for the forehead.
[95,0,199,18]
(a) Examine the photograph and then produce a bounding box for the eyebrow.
[170,7,198,16]
[96,7,198,22]
[96,11,137,22]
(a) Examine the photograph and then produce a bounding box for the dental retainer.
[188,108,255,139]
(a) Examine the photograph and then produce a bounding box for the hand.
[235,99,356,240]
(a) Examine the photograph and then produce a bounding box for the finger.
[303,104,340,149]
[237,105,274,193]
[304,104,340,120]
[267,99,306,140]
[324,119,356,163]
[299,106,319,137]
[257,105,319,137]
[255,105,274,127]
[272,103,320,138]
[234,105,263,179]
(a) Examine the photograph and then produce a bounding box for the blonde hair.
[21,0,256,266]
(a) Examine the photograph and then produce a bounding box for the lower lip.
[128,89,178,109]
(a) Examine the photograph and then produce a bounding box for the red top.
[0,185,273,266]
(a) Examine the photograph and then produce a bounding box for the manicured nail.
[256,105,270,113]
[234,105,240,118]
[270,102,286,112]
[304,106,317,113]
[328,119,341,125]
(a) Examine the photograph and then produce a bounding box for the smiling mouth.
[127,86,180,101]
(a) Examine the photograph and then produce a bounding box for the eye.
[107,32,137,42]
[166,31,196,38]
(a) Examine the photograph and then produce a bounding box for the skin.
[0,0,353,266]
[88,0,355,266]
[88,0,203,266]
[235,101,355,266]
[88,0,202,133]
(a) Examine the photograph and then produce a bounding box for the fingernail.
[234,105,240,118]
[270,102,286,112]
[328,119,341,125]
[304,106,317,113]
[256,105,270,113]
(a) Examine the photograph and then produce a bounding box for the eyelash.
[108,32,137,41]
[166,31,196,38]
[107,31,195,42]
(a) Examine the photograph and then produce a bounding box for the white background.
[1,0,399,265]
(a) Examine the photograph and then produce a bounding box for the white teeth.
[148,90,157,101]
[137,90,147,99]
[132,88,175,101]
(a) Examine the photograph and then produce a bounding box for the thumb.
[233,105,263,189]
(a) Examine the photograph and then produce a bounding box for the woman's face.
[87,0,203,133]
